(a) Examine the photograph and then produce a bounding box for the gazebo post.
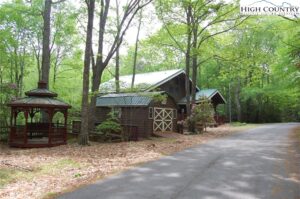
[9,108,13,145]
[24,110,29,145]
[48,109,53,145]
[64,110,68,144]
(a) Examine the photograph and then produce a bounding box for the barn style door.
[153,108,173,132]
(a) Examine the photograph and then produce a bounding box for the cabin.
[96,69,226,138]
[96,92,177,139]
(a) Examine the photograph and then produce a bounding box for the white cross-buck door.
[153,108,173,132]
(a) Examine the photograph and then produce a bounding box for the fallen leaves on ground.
[0,124,254,199]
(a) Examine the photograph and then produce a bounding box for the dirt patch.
[0,124,256,199]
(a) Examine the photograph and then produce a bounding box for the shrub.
[185,97,215,133]
[96,111,121,136]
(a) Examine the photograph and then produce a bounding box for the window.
[148,107,153,119]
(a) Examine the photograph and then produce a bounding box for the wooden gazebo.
[7,81,71,148]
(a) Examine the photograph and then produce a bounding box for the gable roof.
[99,69,186,93]
[178,89,226,105]
[96,92,164,107]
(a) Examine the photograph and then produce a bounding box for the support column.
[48,109,53,145]
[24,109,28,145]
[63,110,68,144]
[9,108,14,145]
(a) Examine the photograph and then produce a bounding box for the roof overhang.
[96,92,165,107]
[178,89,226,105]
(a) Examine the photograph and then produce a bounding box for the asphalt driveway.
[59,123,300,199]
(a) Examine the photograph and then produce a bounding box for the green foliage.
[0,0,299,125]
[96,111,121,135]
[186,98,215,133]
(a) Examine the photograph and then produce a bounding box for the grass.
[0,158,81,189]
[0,168,20,188]
[230,122,248,127]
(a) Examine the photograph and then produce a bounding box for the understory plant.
[185,97,215,133]
[96,111,125,141]
[96,111,121,136]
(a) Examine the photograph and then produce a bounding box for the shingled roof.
[99,69,185,93]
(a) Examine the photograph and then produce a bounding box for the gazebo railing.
[28,123,49,138]
[51,125,66,144]
[10,125,26,144]
[10,123,66,146]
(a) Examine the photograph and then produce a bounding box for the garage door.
[153,108,173,132]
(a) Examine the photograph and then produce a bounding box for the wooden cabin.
[96,92,178,139]
[97,69,226,137]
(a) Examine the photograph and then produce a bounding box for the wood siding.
[95,95,178,138]
[158,73,190,102]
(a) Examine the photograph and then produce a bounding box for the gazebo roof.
[25,81,58,97]
[8,81,71,108]
[8,97,71,108]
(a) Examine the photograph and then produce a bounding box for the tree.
[41,0,51,86]
[88,0,153,130]
[157,0,247,131]
[79,0,95,145]
[131,9,143,89]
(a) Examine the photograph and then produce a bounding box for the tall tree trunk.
[41,0,51,88]
[115,0,120,93]
[115,49,120,93]
[191,24,198,104]
[18,47,26,97]
[185,5,192,121]
[53,47,61,85]
[88,0,110,132]
[79,0,95,145]
[234,77,241,122]
[131,10,142,89]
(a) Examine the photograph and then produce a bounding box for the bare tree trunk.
[234,77,241,122]
[41,0,51,88]
[185,5,192,120]
[79,0,95,146]
[115,0,120,93]
[191,23,198,104]
[115,49,120,93]
[53,47,61,85]
[18,47,26,97]
[88,0,110,132]
[131,10,142,89]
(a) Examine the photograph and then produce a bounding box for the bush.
[95,111,122,141]
[185,97,215,133]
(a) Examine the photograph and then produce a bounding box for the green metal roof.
[96,92,163,107]
[178,89,226,104]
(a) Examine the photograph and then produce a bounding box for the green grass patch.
[39,159,81,174]
[0,168,22,188]
[230,122,247,127]
[0,158,81,188]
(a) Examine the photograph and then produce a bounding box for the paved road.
[59,123,300,199]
